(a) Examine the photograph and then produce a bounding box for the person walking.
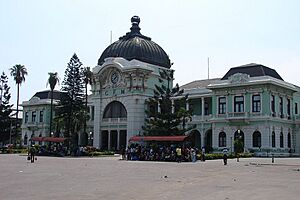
[223,149,228,165]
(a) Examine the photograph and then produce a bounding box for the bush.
[197,153,253,160]
[87,150,115,157]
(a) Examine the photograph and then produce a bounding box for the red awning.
[31,137,43,142]
[129,135,189,142]
[31,137,67,143]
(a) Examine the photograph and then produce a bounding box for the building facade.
[182,64,300,156]
[21,16,300,156]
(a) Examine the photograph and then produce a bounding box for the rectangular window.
[252,94,261,112]
[295,103,298,115]
[32,111,36,122]
[91,106,95,121]
[218,97,226,114]
[280,97,283,118]
[271,95,275,114]
[287,99,291,117]
[39,110,44,122]
[25,112,28,123]
[234,96,244,112]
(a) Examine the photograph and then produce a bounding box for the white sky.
[1,0,300,109]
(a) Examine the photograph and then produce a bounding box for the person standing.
[29,146,36,163]
[176,146,182,163]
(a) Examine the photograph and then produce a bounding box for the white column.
[186,100,189,111]
[201,97,205,120]
[93,97,101,148]
[171,99,175,113]
[158,102,161,113]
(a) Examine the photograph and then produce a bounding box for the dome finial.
[131,16,140,26]
[130,16,141,34]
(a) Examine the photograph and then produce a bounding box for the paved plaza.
[1,154,300,200]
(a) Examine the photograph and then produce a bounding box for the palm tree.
[10,64,28,139]
[47,72,59,137]
[82,67,93,145]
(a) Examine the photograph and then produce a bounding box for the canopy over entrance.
[129,135,189,142]
[31,137,68,143]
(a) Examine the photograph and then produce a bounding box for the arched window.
[30,133,35,145]
[38,133,42,145]
[253,131,261,147]
[103,101,127,119]
[219,132,226,147]
[31,133,35,145]
[280,132,284,148]
[272,131,276,147]
[24,134,28,145]
[287,132,291,148]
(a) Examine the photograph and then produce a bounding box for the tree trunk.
[15,83,20,143]
[50,89,53,137]
[83,83,87,146]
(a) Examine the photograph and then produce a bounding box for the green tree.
[0,72,13,144]
[142,69,194,136]
[56,54,85,147]
[82,67,93,145]
[46,72,59,137]
[9,64,28,138]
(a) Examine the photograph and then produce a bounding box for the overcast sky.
[1,0,300,109]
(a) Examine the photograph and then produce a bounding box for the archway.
[252,131,261,148]
[103,101,127,119]
[24,134,28,146]
[190,130,201,148]
[234,130,244,153]
[205,129,212,153]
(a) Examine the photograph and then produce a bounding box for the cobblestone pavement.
[1,154,300,200]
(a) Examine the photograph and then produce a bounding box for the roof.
[33,90,66,101]
[180,78,221,90]
[221,63,283,80]
[98,16,171,68]
[129,135,189,142]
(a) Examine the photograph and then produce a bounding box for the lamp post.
[236,129,241,162]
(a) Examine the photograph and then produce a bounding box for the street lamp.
[89,132,93,146]
[230,136,233,154]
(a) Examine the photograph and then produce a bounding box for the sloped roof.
[33,90,66,101]
[180,78,221,90]
[221,63,283,80]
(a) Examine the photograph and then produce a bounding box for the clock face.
[111,72,119,84]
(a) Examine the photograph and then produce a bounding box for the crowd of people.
[121,144,204,162]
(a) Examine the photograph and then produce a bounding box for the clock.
[111,72,119,84]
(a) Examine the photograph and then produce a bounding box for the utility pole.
[207,57,210,80]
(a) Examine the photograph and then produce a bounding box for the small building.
[20,90,65,146]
